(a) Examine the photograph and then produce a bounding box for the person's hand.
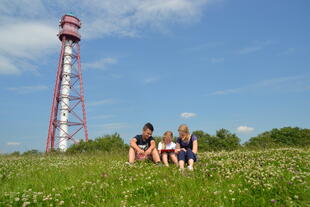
[138,149,145,154]
[144,149,151,155]
[181,148,187,152]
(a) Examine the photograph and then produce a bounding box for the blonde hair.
[161,131,173,149]
[178,124,191,142]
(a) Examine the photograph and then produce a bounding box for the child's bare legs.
[179,160,185,169]
[170,153,178,166]
[128,147,136,164]
[188,159,194,170]
[178,150,186,169]
[162,152,169,166]
[151,148,161,163]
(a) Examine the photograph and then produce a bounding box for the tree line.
[3,127,310,155]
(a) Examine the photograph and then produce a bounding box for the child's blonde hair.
[178,124,191,142]
[161,131,173,149]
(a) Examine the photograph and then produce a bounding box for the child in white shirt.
[158,131,178,166]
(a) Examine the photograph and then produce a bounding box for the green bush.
[66,133,129,153]
[193,129,241,152]
[244,127,310,148]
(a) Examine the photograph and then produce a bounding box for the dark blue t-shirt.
[134,135,154,151]
[176,134,197,150]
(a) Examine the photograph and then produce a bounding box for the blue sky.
[0,0,309,153]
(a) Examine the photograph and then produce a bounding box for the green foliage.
[245,127,310,149]
[193,129,241,152]
[22,149,41,156]
[152,136,162,148]
[66,133,129,153]
[9,151,20,156]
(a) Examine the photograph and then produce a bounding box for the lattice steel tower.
[46,14,88,152]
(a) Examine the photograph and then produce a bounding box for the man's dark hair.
[143,122,154,132]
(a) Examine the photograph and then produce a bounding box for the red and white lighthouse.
[46,14,88,152]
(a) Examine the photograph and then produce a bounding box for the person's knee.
[151,148,158,154]
[179,150,186,155]
[187,152,196,162]
[186,148,193,154]
[129,147,135,154]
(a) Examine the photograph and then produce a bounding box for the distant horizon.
[2,125,309,154]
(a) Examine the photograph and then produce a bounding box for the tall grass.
[0,148,309,206]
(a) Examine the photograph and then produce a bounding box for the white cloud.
[210,57,224,64]
[180,112,197,118]
[0,19,58,75]
[83,57,117,70]
[0,56,21,75]
[102,123,129,131]
[0,0,47,17]
[78,0,214,39]
[90,122,129,135]
[236,46,262,55]
[236,126,254,133]
[143,77,160,84]
[7,85,48,93]
[0,22,58,59]
[210,87,243,96]
[88,99,116,106]
[7,142,21,146]
[91,114,115,120]
[236,41,273,55]
[278,48,295,56]
[183,41,224,53]
[0,0,217,76]
[89,122,129,135]
[209,76,305,96]
[1,0,215,39]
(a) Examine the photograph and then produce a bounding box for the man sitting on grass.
[128,122,161,165]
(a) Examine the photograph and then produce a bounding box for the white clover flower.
[22,201,30,207]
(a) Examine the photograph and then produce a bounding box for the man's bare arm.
[130,138,144,153]
[145,140,156,155]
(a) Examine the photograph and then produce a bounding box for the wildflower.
[270,199,276,203]
[22,202,31,207]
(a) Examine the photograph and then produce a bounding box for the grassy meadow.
[0,148,309,207]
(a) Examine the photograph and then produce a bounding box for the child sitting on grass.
[175,124,198,171]
[128,122,161,165]
[158,131,178,167]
